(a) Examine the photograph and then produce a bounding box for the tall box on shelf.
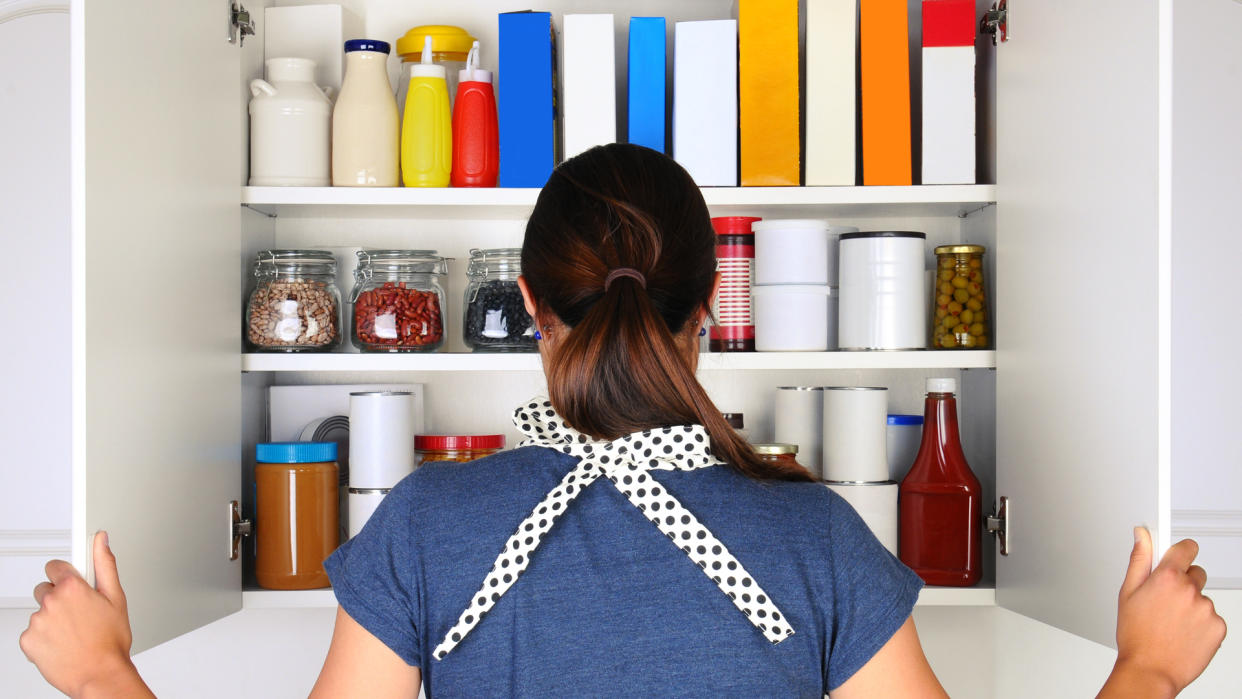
[921,0,977,184]
[562,14,617,159]
[627,17,666,153]
[498,11,560,187]
[806,0,858,186]
[263,4,363,93]
[673,20,738,187]
[738,0,800,186]
[860,0,912,185]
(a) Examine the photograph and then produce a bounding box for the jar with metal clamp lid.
[350,250,447,352]
[463,248,536,352]
[245,249,342,352]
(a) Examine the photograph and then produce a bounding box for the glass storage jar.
[245,249,342,352]
[463,248,536,352]
[931,245,990,349]
[751,443,805,471]
[351,250,448,352]
[416,434,505,465]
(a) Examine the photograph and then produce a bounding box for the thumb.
[93,530,126,609]
[1120,526,1153,599]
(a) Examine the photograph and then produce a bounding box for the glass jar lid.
[934,245,986,255]
[355,249,447,277]
[467,248,523,277]
[752,443,799,455]
[253,249,337,278]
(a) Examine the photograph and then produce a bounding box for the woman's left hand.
[19,531,154,698]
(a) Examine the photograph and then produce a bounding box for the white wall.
[0,4,72,603]
[1170,0,1242,588]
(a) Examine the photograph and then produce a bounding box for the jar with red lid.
[709,216,761,352]
[416,434,505,465]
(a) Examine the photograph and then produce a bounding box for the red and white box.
[921,0,977,184]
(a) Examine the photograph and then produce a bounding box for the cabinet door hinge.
[980,0,1009,46]
[986,496,1010,555]
[230,500,252,561]
[228,1,256,46]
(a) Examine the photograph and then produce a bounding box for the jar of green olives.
[931,245,989,349]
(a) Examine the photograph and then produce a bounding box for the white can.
[838,231,927,350]
[753,219,831,285]
[349,391,417,489]
[774,387,824,479]
[886,414,924,482]
[347,488,389,539]
[753,285,832,351]
[248,58,332,186]
[823,386,889,482]
[824,481,898,555]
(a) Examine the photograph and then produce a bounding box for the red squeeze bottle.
[899,377,983,586]
[451,42,499,187]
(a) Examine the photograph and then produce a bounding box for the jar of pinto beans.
[350,250,448,352]
[245,250,342,352]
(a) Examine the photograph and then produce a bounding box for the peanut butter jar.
[255,442,339,590]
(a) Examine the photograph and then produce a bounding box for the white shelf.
[241,350,996,373]
[241,184,996,220]
[241,584,996,609]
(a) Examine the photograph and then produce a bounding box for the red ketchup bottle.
[899,377,982,586]
[450,41,498,187]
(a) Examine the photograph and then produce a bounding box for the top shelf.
[241,185,997,220]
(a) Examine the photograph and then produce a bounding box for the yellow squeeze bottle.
[401,36,452,187]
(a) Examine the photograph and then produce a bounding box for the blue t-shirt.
[324,446,922,696]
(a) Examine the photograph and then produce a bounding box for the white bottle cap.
[410,35,447,79]
[927,377,957,394]
[458,41,492,84]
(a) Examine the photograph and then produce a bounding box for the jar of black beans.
[463,249,536,352]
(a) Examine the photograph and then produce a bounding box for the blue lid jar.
[344,39,390,54]
[256,442,338,463]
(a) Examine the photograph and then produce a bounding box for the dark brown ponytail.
[522,144,813,482]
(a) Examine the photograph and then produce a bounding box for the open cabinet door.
[994,1,1169,646]
[72,0,242,651]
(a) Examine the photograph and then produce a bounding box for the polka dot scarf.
[432,398,795,661]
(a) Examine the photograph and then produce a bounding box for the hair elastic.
[603,267,646,291]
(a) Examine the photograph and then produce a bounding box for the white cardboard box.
[673,20,738,186]
[921,45,976,184]
[263,4,364,93]
[805,0,858,186]
[562,14,617,159]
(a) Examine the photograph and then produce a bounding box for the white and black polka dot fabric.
[431,398,795,661]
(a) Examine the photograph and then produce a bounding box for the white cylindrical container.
[826,225,859,287]
[838,231,928,350]
[347,488,389,539]
[886,414,924,482]
[349,391,417,488]
[825,482,898,555]
[248,58,332,186]
[774,387,824,479]
[823,386,889,482]
[332,40,400,187]
[753,285,830,352]
[753,219,831,286]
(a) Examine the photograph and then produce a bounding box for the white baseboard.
[0,530,71,557]
[1172,510,1242,589]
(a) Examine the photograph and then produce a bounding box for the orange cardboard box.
[861,0,913,185]
[739,0,800,186]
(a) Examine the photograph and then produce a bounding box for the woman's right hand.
[1099,527,1226,698]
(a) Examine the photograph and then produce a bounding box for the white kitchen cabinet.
[64,0,1237,689]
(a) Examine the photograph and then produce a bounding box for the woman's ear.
[517,275,538,318]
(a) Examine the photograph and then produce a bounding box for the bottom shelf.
[241,584,997,610]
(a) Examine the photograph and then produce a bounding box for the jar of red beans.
[350,250,447,352]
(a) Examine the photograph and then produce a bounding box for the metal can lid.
[839,231,926,241]
[415,434,506,451]
[752,443,799,455]
[934,245,986,255]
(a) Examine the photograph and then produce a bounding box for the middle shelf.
[241,350,997,373]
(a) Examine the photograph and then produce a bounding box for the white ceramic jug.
[249,57,332,186]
